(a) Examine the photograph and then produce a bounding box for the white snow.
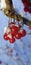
[0,0,6,9]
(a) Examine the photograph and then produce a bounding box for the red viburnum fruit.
[11,26,19,36]
[15,32,22,39]
[3,33,9,40]
[9,37,15,43]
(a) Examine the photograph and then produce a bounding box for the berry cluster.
[3,22,26,44]
[22,0,31,13]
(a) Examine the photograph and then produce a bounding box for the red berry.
[23,2,28,7]
[15,33,22,39]
[24,7,28,12]
[9,37,15,43]
[3,33,9,40]
[21,29,26,37]
[11,26,19,36]
[22,0,31,13]
[28,26,31,30]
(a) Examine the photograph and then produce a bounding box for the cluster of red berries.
[22,0,31,13]
[3,22,26,44]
